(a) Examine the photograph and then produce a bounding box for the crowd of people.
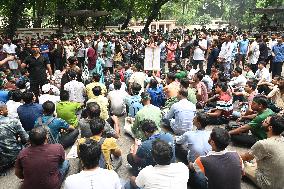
[0,29,284,189]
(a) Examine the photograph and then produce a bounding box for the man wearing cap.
[21,45,52,99]
[39,83,60,105]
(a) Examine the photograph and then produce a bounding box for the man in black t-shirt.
[21,45,52,98]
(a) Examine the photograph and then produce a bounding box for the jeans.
[231,133,258,148]
[272,62,283,78]
[192,60,204,70]
[59,160,70,181]
[189,171,208,189]
[124,181,142,189]
[59,129,79,149]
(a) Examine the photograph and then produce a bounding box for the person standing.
[3,38,18,73]
[237,34,249,68]
[21,45,52,99]
[271,35,284,78]
[218,35,233,79]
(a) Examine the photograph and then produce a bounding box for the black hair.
[131,83,141,95]
[211,127,230,151]
[141,119,158,133]
[234,67,242,74]
[167,72,176,82]
[86,102,101,118]
[246,80,257,90]
[42,101,55,115]
[178,88,188,97]
[81,108,88,119]
[78,139,101,169]
[113,80,122,90]
[92,73,101,82]
[196,112,208,128]
[89,117,105,135]
[60,90,69,101]
[253,95,268,108]
[68,56,77,65]
[149,79,158,89]
[258,61,266,66]
[215,82,228,92]
[68,70,77,79]
[29,126,47,146]
[20,68,28,75]
[92,86,102,96]
[195,72,204,81]
[11,90,22,102]
[22,91,34,104]
[152,139,173,165]
[180,78,190,88]
[270,115,284,135]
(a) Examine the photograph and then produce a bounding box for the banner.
[144,47,161,70]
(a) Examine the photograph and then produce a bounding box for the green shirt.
[56,101,81,127]
[249,108,274,140]
[132,104,162,141]
[188,88,197,104]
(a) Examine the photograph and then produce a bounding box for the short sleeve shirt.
[56,101,81,127]
[248,108,274,140]
[23,56,49,82]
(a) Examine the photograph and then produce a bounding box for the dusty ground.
[0,117,258,189]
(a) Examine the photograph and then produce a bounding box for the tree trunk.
[121,0,134,30]
[5,0,28,39]
[143,0,169,33]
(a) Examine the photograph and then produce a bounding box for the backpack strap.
[45,117,55,126]
[98,137,106,146]
[37,117,43,126]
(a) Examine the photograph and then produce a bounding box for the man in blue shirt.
[34,101,79,148]
[40,39,50,63]
[272,35,284,78]
[124,83,143,118]
[237,34,249,68]
[0,79,9,103]
[17,91,43,131]
[127,119,175,175]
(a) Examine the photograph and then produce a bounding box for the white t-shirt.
[6,100,22,119]
[38,94,60,105]
[136,163,189,189]
[255,67,271,82]
[64,168,121,189]
[64,80,86,103]
[107,89,128,115]
[3,43,18,69]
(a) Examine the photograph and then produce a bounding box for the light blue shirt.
[238,39,249,55]
[165,99,196,135]
[176,130,211,162]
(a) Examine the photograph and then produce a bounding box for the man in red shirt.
[15,127,69,189]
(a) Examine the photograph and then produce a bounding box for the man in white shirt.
[228,67,247,89]
[192,34,207,70]
[64,71,86,103]
[3,38,18,70]
[248,40,260,73]
[39,83,60,105]
[6,90,23,118]
[255,61,271,84]
[64,139,121,189]
[218,35,233,79]
[128,139,189,189]
[107,80,128,116]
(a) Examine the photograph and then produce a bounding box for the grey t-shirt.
[250,136,284,189]
[79,118,116,138]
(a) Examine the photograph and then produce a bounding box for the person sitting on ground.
[128,140,189,189]
[124,82,143,118]
[228,67,247,89]
[180,78,197,104]
[175,112,211,163]
[39,83,60,105]
[0,79,9,103]
[146,78,165,108]
[56,90,82,128]
[0,103,28,173]
[64,139,121,189]
[163,72,180,108]
[86,73,107,99]
[206,82,233,125]
[265,76,284,111]
[199,70,214,92]
[17,91,43,132]
[164,88,196,135]
[78,118,122,170]
[241,115,284,189]
[64,71,85,103]
[131,92,162,140]
[87,86,109,120]
[244,64,255,79]
[108,72,127,92]
[15,127,69,189]
[189,128,243,189]
[255,61,271,85]
[127,120,175,175]
[6,90,23,118]
[79,102,119,139]
[192,72,208,108]
[229,95,275,147]
[34,101,79,148]
[107,80,128,116]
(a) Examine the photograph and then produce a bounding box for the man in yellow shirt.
[86,73,107,99]
[78,118,121,170]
